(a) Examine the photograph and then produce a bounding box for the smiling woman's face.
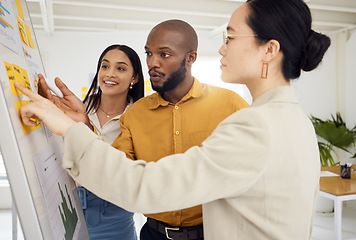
[98,49,135,97]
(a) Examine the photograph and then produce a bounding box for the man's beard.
[151,57,187,93]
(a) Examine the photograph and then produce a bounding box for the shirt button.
[175,131,180,135]
[175,106,179,110]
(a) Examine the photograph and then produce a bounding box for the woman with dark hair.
[18,0,331,239]
[78,44,144,239]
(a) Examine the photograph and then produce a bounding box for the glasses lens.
[223,32,227,48]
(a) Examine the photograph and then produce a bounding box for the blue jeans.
[77,187,137,240]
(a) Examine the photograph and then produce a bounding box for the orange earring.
[261,61,268,79]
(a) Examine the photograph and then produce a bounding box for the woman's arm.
[16,82,75,136]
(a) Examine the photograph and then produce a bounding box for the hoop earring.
[129,82,134,89]
[261,61,268,79]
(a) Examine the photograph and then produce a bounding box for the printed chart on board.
[33,145,82,240]
[0,0,22,54]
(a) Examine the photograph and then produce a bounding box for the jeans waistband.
[77,187,108,210]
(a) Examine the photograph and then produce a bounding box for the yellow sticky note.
[22,101,41,132]
[20,68,32,91]
[33,74,38,92]
[24,24,34,48]
[35,119,42,129]
[145,86,151,92]
[17,16,28,46]
[4,62,19,96]
[15,100,32,134]
[82,86,88,92]
[12,64,25,95]
[15,0,24,21]
[82,93,87,100]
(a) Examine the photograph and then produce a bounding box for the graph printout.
[0,0,21,54]
[33,145,81,240]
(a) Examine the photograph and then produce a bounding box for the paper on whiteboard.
[33,143,82,240]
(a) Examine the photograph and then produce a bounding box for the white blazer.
[63,86,320,240]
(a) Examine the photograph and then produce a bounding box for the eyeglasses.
[222,31,257,48]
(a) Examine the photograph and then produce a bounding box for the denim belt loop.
[77,187,87,209]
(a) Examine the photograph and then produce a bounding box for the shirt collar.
[251,86,298,107]
[149,77,203,109]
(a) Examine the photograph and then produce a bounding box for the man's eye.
[161,53,171,58]
[145,51,152,56]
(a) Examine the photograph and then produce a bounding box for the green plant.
[310,112,356,167]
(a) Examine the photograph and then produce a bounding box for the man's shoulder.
[123,93,158,114]
[199,83,249,109]
[200,83,241,99]
[201,83,235,94]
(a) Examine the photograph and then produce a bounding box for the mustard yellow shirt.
[112,78,248,226]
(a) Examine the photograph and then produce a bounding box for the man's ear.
[186,51,197,66]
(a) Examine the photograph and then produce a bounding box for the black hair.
[83,44,144,113]
[246,0,331,79]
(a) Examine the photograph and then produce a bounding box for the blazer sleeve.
[62,107,270,214]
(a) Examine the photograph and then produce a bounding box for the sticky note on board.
[144,79,152,93]
[12,64,25,95]
[15,100,31,134]
[145,86,151,92]
[4,62,19,96]
[15,0,24,21]
[17,16,28,46]
[20,68,32,91]
[33,74,38,92]
[81,87,88,99]
[24,24,34,48]
[15,100,41,134]
[23,100,42,130]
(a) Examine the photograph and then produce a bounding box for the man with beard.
[112,19,249,240]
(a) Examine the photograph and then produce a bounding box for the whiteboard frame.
[0,82,43,239]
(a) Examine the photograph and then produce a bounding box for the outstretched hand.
[37,74,91,127]
[15,82,75,136]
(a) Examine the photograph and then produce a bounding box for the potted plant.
[310,112,356,167]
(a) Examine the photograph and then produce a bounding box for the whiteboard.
[0,0,89,239]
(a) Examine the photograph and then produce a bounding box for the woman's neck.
[249,74,290,102]
[99,93,128,115]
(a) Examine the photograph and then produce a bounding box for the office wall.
[34,30,348,120]
[345,31,356,130]
[34,30,223,96]
[35,29,356,164]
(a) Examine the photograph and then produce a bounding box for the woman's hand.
[15,82,75,136]
[37,74,92,128]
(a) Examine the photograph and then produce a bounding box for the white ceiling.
[26,0,356,36]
